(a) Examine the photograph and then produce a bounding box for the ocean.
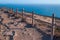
[0,4,60,18]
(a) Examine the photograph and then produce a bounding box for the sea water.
[0,4,60,18]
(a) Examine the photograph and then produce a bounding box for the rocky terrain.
[0,8,60,40]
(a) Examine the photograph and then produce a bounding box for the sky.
[0,0,60,4]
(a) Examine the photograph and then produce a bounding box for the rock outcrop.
[0,9,60,40]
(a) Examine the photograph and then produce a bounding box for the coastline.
[0,4,60,18]
[0,8,60,40]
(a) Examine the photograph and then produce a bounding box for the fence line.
[0,8,56,40]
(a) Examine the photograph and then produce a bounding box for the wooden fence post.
[22,8,24,20]
[11,8,13,11]
[51,13,55,40]
[32,11,34,26]
[16,8,18,16]
[0,24,1,35]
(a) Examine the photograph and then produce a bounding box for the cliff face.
[0,9,60,40]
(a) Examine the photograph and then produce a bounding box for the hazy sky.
[0,0,60,4]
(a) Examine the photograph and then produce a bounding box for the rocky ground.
[0,9,60,40]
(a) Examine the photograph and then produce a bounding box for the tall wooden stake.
[0,24,1,34]
[22,8,24,20]
[51,13,55,40]
[16,8,18,16]
[32,11,34,26]
[0,16,1,34]
[12,8,13,11]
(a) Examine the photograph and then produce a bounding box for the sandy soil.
[0,10,60,40]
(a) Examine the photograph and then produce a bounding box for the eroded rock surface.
[0,10,60,40]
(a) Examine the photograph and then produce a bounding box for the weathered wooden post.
[11,8,13,13]
[0,16,3,33]
[0,24,2,35]
[0,16,1,33]
[0,23,1,34]
[16,8,18,16]
[32,11,34,26]
[21,8,25,22]
[22,8,24,20]
[51,13,55,40]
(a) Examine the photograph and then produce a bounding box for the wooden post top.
[52,13,55,18]
[22,8,24,11]
[22,8,24,13]
[32,11,35,13]
[16,8,18,14]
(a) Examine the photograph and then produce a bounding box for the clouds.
[0,0,60,4]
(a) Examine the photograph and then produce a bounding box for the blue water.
[0,4,60,18]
